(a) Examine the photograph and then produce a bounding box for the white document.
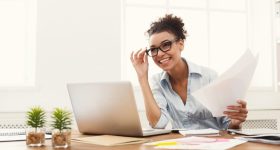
[179,128,219,136]
[192,50,258,116]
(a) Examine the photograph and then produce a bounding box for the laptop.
[67,81,171,137]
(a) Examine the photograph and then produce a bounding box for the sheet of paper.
[72,135,149,146]
[145,136,246,149]
[192,50,258,116]
[179,128,219,136]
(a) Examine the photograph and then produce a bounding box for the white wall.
[0,0,121,112]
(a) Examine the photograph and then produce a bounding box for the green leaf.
[26,106,46,130]
[51,108,72,132]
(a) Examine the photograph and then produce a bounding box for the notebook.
[235,134,280,145]
[0,129,51,142]
[67,81,171,137]
[228,128,280,136]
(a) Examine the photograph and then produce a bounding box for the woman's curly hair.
[147,14,187,40]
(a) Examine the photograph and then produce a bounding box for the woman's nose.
[157,49,165,57]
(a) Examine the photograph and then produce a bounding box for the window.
[122,0,276,91]
[0,0,36,87]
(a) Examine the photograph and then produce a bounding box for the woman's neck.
[168,58,189,83]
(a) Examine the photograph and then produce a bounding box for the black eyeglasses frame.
[145,39,178,57]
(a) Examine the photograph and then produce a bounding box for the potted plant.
[51,108,72,148]
[26,106,46,146]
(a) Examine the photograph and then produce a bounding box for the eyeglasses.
[146,39,178,57]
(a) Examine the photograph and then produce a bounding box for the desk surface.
[0,131,279,150]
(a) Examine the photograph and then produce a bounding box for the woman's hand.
[224,99,248,129]
[130,48,149,79]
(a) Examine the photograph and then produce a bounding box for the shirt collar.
[183,58,202,76]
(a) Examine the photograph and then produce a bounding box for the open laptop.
[67,81,171,137]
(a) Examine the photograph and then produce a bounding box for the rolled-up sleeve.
[215,116,231,130]
[150,76,170,129]
[153,93,170,129]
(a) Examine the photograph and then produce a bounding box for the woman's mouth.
[159,57,171,64]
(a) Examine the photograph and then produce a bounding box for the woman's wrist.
[229,121,241,129]
[138,74,148,83]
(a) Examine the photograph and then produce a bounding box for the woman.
[130,14,248,130]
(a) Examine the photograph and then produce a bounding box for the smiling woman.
[130,14,249,130]
[0,0,36,87]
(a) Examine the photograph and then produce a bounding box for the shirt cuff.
[154,113,169,129]
[223,117,232,130]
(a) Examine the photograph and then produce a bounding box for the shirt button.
[185,112,192,118]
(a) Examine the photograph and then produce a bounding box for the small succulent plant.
[26,106,46,132]
[51,108,72,132]
[51,108,72,148]
[26,106,47,146]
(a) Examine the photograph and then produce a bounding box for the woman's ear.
[178,39,184,51]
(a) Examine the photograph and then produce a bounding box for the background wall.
[0,0,121,112]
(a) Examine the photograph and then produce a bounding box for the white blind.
[0,0,36,86]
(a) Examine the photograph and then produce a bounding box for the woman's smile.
[158,57,171,64]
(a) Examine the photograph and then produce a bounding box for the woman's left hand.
[224,99,248,129]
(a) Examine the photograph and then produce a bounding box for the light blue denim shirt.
[150,58,231,130]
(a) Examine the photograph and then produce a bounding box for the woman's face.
[149,31,184,72]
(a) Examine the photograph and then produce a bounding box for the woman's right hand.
[130,48,149,79]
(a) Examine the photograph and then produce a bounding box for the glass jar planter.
[26,128,45,147]
[52,129,71,148]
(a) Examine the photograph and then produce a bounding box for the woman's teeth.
[159,58,170,64]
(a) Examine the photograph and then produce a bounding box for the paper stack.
[179,128,220,136]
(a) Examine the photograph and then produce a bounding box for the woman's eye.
[163,41,171,46]
[150,48,158,52]
[161,42,172,49]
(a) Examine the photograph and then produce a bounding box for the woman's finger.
[226,105,248,114]
[227,105,241,110]
[225,111,247,118]
[137,48,146,59]
[144,51,148,63]
[133,49,142,60]
[237,99,247,108]
[130,51,135,62]
[228,116,246,122]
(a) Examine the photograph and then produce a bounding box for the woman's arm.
[138,76,162,127]
[130,48,162,127]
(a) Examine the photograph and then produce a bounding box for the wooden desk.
[0,131,279,150]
